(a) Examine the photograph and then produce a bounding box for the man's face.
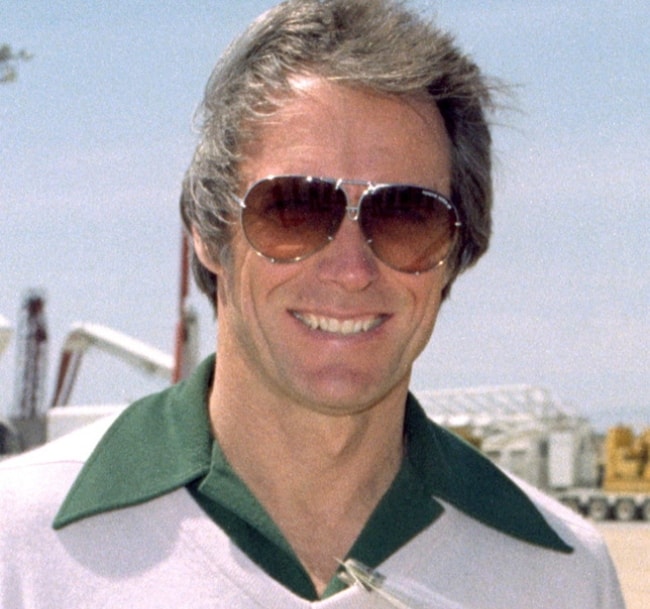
[206,77,452,416]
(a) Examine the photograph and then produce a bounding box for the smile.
[292,312,384,335]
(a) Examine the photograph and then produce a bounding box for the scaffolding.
[414,384,573,431]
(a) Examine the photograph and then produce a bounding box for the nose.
[316,212,379,291]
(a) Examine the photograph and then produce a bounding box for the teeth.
[294,313,381,335]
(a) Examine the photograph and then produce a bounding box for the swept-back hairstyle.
[182,0,497,309]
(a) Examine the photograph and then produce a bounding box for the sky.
[1,0,648,432]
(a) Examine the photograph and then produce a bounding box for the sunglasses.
[235,175,461,274]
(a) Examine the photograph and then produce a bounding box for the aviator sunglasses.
[235,175,461,274]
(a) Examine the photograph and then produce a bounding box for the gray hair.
[181,0,498,309]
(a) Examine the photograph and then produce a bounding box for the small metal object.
[337,558,416,608]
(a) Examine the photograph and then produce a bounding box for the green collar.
[404,397,571,553]
[53,356,215,529]
[54,354,572,567]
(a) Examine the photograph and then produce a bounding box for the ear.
[191,226,222,275]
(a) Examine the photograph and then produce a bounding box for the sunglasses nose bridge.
[345,204,362,222]
[337,179,372,224]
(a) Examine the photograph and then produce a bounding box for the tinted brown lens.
[242,177,346,261]
[360,185,457,273]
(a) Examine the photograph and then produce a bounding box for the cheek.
[216,232,256,308]
[219,241,293,326]
[407,275,445,339]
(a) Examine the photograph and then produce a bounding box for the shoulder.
[511,473,612,559]
[0,416,117,523]
[500,472,625,606]
[0,415,117,588]
[0,373,195,514]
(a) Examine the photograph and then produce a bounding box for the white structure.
[50,322,175,408]
[414,385,600,491]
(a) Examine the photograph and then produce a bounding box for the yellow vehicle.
[555,425,650,521]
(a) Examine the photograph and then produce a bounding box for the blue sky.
[1,0,648,430]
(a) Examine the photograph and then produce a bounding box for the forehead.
[239,76,451,194]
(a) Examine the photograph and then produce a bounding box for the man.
[0,1,625,607]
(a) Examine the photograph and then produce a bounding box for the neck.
[208,355,407,595]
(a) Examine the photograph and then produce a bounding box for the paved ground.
[596,522,650,609]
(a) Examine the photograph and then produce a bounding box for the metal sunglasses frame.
[234,174,461,273]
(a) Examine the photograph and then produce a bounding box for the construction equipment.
[50,322,174,408]
[1,232,199,455]
[7,291,49,451]
[557,426,650,521]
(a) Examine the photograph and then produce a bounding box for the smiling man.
[0,1,625,607]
